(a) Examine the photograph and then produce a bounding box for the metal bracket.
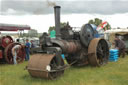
[44,47,63,66]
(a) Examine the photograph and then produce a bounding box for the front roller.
[88,38,109,67]
[27,54,65,79]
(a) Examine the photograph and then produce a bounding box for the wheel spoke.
[88,38,109,66]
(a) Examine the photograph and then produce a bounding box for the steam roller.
[27,6,109,79]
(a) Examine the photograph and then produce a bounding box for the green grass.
[0,55,128,85]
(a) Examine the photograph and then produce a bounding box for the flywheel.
[80,24,95,47]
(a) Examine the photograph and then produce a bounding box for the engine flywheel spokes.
[88,38,109,66]
[4,43,25,64]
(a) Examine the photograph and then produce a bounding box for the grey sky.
[1,0,128,15]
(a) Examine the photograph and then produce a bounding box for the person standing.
[115,36,126,58]
[30,40,34,48]
[30,40,35,54]
[25,39,30,61]
[12,45,21,64]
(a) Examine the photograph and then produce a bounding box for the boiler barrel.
[52,40,81,53]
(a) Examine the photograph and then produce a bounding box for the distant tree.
[23,33,29,37]
[48,26,55,34]
[88,18,111,30]
[88,20,94,24]
[48,22,67,34]
[28,29,38,37]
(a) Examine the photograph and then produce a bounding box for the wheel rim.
[4,43,25,64]
[49,56,64,79]
[88,38,109,66]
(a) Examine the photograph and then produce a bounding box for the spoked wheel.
[27,54,65,79]
[88,38,109,66]
[4,43,25,64]
[49,56,65,79]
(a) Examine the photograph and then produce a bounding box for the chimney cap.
[54,6,61,8]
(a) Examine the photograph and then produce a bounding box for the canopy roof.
[104,28,128,35]
[0,23,31,31]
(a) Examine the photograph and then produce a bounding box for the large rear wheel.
[88,38,109,66]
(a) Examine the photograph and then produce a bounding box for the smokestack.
[54,6,61,39]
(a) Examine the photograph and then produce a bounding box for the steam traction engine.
[0,24,30,64]
[0,36,25,64]
[27,6,109,79]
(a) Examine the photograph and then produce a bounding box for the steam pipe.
[54,6,61,39]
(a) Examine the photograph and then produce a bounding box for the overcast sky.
[0,0,128,33]
[1,0,128,15]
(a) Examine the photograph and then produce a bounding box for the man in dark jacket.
[115,36,126,58]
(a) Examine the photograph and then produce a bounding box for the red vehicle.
[0,23,31,64]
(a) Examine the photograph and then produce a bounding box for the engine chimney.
[54,6,61,39]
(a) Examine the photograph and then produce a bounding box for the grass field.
[0,55,128,85]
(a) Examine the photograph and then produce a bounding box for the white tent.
[104,28,128,49]
[104,28,128,40]
[104,28,128,34]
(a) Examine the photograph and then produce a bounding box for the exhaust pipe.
[54,6,61,39]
